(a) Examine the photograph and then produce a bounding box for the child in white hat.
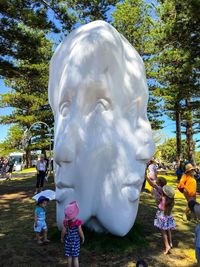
[154,185,176,254]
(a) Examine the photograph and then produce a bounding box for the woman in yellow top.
[177,163,197,220]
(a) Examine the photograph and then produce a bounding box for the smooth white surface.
[32,189,55,201]
[48,20,155,236]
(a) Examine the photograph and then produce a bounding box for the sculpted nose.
[54,122,78,164]
[134,125,155,160]
[136,140,155,160]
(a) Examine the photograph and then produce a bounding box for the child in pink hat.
[61,201,85,267]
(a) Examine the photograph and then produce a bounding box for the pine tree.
[150,0,200,162]
[0,0,120,163]
[112,0,163,130]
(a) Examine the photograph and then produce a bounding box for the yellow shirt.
[178,173,196,197]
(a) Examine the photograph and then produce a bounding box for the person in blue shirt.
[176,160,185,181]
[34,196,50,244]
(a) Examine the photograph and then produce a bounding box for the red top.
[63,218,83,228]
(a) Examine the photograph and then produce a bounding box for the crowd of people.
[32,157,199,267]
[144,159,200,265]
[1,153,197,266]
[0,156,15,179]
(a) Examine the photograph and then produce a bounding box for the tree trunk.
[185,98,195,164]
[25,149,31,168]
[175,102,182,163]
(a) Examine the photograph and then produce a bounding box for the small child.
[146,176,167,203]
[188,200,200,267]
[154,185,176,254]
[34,196,50,244]
[61,201,85,267]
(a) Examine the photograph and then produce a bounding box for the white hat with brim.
[163,185,175,199]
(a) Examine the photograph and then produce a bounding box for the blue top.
[35,206,46,221]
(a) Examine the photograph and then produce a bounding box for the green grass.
[0,173,198,266]
[16,167,36,173]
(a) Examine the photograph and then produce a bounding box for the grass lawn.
[16,167,36,173]
[0,173,198,267]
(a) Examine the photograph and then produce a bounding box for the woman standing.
[35,154,47,194]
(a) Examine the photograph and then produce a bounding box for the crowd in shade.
[0,156,15,179]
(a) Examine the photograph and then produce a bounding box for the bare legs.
[67,257,79,267]
[73,257,79,267]
[161,229,171,254]
[35,232,43,244]
[43,229,50,242]
[167,229,173,247]
[35,229,49,244]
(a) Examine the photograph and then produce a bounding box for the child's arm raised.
[61,227,66,243]
[146,176,159,190]
[78,225,85,244]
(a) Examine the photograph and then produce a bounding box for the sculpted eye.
[95,99,110,111]
[60,101,71,117]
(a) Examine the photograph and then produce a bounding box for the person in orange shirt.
[177,163,197,220]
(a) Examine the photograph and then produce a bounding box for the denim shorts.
[34,220,47,233]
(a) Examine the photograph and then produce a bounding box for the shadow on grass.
[0,173,198,266]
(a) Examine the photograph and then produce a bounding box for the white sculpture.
[48,20,155,236]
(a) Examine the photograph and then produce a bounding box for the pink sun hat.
[64,201,79,220]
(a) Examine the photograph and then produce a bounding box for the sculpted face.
[48,21,155,236]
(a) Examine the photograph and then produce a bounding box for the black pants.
[36,171,46,188]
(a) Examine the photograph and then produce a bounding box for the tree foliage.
[148,0,200,161]
[0,0,199,162]
[0,0,120,158]
[112,0,164,130]
[0,125,23,156]
[156,138,188,163]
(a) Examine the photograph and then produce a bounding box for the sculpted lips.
[55,171,75,202]
[121,186,140,202]
[121,174,142,202]
[55,187,74,202]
